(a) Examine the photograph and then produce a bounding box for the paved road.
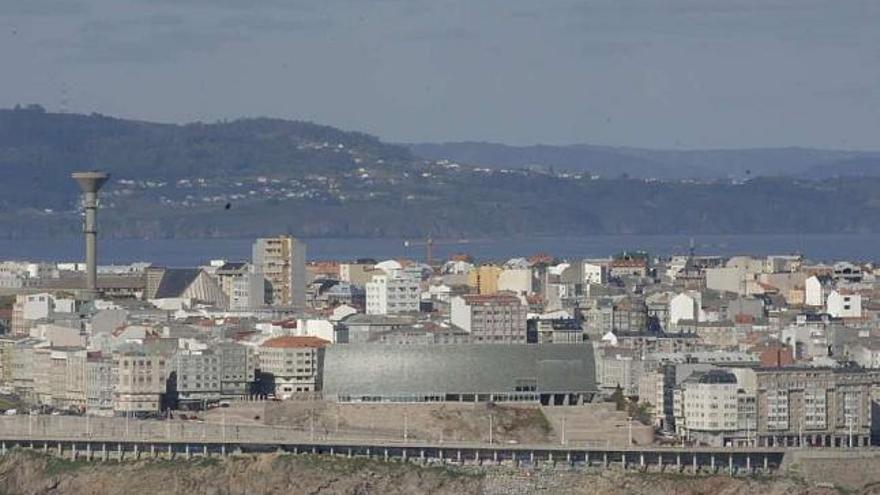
[0,416,790,454]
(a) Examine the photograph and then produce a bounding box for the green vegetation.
[531,410,554,435]
[4,107,880,239]
[11,448,90,476]
[0,397,22,411]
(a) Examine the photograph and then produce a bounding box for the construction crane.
[403,236,470,265]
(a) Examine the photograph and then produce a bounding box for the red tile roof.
[308,261,340,276]
[528,253,554,265]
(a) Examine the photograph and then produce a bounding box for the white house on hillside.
[826,290,861,319]
[669,292,700,327]
[805,275,833,307]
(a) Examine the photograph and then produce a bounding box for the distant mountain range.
[407,142,880,180]
[3,105,880,240]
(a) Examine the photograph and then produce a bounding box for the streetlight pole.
[799,421,803,448]
[848,416,853,449]
[561,416,566,446]
[488,414,493,445]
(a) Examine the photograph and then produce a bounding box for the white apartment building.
[33,347,88,409]
[497,268,532,295]
[258,336,327,399]
[805,275,833,307]
[826,290,862,319]
[11,293,55,335]
[668,291,700,327]
[365,264,421,315]
[676,369,756,446]
[583,260,608,285]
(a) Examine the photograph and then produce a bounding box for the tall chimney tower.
[72,171,109,299]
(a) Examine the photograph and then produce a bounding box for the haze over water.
[2,234,878,266]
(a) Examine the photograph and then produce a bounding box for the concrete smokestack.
[72,171,109,299]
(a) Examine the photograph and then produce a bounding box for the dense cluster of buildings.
[3,237,880,448]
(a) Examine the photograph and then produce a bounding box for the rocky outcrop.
[0,449,858,495]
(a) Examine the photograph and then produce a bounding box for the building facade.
[365,266,421,315]
[322,343,598,405]
[755,367,879,447]
[450,293,527,343]
[258,336,328,399]
[252,235,307,309]
[114,351,170,415]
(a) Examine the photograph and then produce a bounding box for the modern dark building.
[322,343,597,405]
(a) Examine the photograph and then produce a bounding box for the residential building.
[595,347,644,396]
[174,349,224,407]
[450,293,527,343]
[754,367,880,447]
[337,314,417,344]
[608,255,648,279]
[468,265,503,295]
[32,347,88,410]
[8,340,38,399]
[258,336,328,399]
[171,343,255,407]
[365,265,421,315]
[675,369,757,447]
[583,260,608,285]
[826,290,862,319]
[833,262,863,284]
[213,262,264,310]
[252,235,307,309]
[612,331,700,355]
[339,262,377,286]
[316,281,365,309]
[527,317,582,344]
[11,293,55,335]
[114,350,171,414]
[669,292,699,328]
[805,275,834,307]
[85,352,116,415]
[217,342,255,399]
[497,268,532,295]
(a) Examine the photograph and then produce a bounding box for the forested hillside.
[2,106,880,239]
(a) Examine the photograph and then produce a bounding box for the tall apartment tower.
[252,235,306,309]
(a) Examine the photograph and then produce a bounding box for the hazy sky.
[1,0,879,149]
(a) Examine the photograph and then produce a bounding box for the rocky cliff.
[0,450,849,495]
